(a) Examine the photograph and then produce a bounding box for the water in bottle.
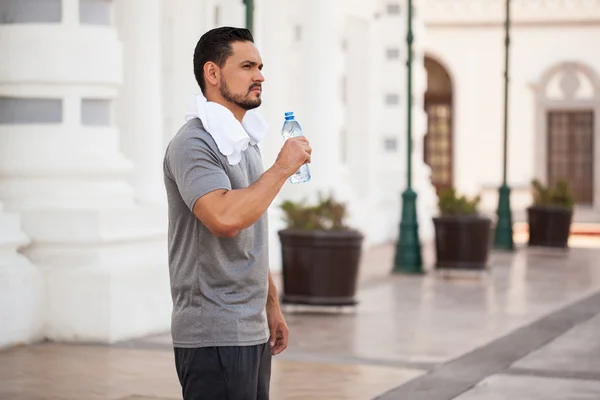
[281,111,311,184]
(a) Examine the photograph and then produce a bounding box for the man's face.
[218,41,264,111]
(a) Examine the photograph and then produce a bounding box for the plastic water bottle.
[281,111,311,184]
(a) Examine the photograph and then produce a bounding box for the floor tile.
[512,313,600,375]
[453,374,600,400]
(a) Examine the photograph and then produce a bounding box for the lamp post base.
[493,184,515,251]
[393,189,424,274]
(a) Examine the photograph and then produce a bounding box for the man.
[163,27,312,400]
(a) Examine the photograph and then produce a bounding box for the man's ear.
[204,62,219,87]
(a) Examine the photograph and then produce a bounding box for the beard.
[219,79,262,111]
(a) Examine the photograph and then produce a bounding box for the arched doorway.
[423,56,453,194]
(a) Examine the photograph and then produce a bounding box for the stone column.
[162,0,209,147]
[115,0,165,204]
[0,0,170,343]
[300,0,344,195]
[254,0,293,273]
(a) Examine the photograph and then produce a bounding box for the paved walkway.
[2,241,600,399]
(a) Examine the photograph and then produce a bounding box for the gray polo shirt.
[163,118,269,348]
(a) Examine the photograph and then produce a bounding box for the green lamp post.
[493,0,515,250]
[243,0,254,33]
[393,0,423,274]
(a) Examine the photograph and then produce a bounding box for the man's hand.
[267,303,288,356]
[275,136,312,177]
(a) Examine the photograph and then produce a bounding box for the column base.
[40,240,171,343]
[22,205,172,344]
[0,253,44,348]
[0,211,44,349]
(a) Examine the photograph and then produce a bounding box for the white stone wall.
[423,0,600,220]
[0,0,170,347]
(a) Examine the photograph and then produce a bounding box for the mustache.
[248,84,262,92]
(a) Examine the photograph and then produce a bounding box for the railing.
[423,0,600,25]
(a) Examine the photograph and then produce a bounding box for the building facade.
[1,0,598,348]
[422,0,600,221]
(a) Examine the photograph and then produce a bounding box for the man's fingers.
[280,331,289,353]
[269,328,276,347]
[272,327,289,356]
[293,136,309,144]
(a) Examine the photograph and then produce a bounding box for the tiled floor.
[453,375,600,400]
[511,313,600,376]
[0,343,424,400]
[2,243,600,399]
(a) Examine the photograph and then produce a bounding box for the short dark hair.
[193,27,254,94]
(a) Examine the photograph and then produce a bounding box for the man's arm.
[193,164,288,238]
[266,270,288,355]
[267,269,280,309]
[192,136,311,238]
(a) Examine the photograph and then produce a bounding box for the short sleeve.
[166,136,232,211]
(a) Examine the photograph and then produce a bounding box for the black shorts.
[174,342,272,400]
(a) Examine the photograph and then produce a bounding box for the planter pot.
[527,205,573,248]
[433,215,492,270]
[278,229,364,306]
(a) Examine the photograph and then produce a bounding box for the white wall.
[366,1,438,244]
[425,23,600,217]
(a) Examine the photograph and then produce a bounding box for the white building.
[422,0,600,222]
[1,0,598,348]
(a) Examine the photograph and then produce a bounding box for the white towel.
[185,93,269,165]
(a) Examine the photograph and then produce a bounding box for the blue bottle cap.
[284,112,294,117]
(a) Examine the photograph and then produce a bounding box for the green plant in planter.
[531,179,574,209]
[433,188,491,270]
[280,193,349,230]
[437,188,481,216]
[278,193,363,306]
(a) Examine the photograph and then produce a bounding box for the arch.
[536,62,600,98]
[423,52,455,90]
[424,55,453,100]
[533,61,600,208]
[423,55,454,193]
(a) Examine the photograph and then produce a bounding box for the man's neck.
[205,93,246,123]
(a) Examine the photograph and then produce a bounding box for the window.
[294,25,302,41]
[0,0,61,24]
[424,103,452,191]
[424,56,453,192]
[81,99,111,126]
[386,48,400,60]
[385,94,399,105]
[80,0,111,25]
[387,4,401,15]
[341,129,348,164]
[214,5,220,26]
[0,97,62,124]
[384,138,397,152]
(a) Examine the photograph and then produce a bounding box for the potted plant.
[527,179,574,248]
[277,193,364,306]
[433,189,492,270]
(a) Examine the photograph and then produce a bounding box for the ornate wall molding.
[424,0,600,27]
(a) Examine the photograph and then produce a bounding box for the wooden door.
[547,111,594,205]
